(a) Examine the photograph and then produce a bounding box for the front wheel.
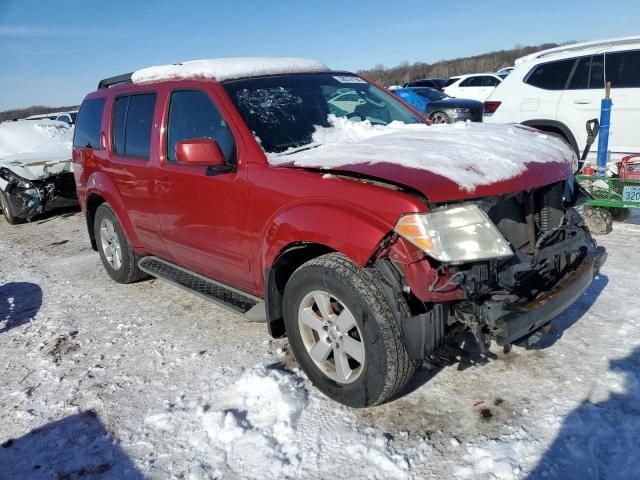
[283,253,415,407]
[430,111,450,124]
[0,190,23,225]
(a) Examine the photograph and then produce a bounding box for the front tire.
[283,253,415,407]
[0,190,23,225]
[94,204,148,283]
[583,207,613,235]
[430,111,450,124]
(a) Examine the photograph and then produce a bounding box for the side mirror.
[175,138,227,168]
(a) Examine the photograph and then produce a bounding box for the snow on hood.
[0,120,73,181]
[132,57,329,84]
[267,117,577,192]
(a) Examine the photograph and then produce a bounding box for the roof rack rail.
[98,72,133,90]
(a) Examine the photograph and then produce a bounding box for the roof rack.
[516,35,640,64]
[98,72,133,90]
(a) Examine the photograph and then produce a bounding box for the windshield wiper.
[281,143,321,155]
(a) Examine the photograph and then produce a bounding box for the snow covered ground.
[0,210,639,479]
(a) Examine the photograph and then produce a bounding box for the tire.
[608,207,630,223]
[430,111,450,124]
[583,207,613,235]
[93,203,148,283]
[0,190,23,225]
[283,253,415,407]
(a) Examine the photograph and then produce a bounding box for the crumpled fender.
[85,171,141,247]
[259,199,395,277]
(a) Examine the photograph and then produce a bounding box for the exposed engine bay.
[375,178,606,361]
[0,165,77,221]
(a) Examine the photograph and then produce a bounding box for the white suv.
[484,36,640,162]
[442,73,503,102]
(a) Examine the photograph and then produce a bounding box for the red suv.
[73,58,606,407]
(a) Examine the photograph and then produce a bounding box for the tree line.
[358,43,562,86]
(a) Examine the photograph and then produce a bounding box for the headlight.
[394,204,513,262]
[452,108,470,114]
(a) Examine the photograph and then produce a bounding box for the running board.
[138,256,266,322]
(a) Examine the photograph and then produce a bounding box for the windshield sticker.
[333,75,367,84]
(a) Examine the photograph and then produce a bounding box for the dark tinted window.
[460,76,483,87]
[167,90,236,163]
[606,50,640,88]
[124,94,156,158]
[444,77,459,87]
[525,59,575,90]
[112,96,128,154]
[483,76,501,87]
[70,112,77,123]
[73,98,105,149]
[568,55,604,90]
[414,88,447,101]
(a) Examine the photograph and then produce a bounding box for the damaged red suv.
[73,58,606,407]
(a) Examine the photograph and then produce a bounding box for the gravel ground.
[0,208,638,479]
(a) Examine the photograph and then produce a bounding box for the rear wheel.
[283,253,415,407]
[94,204,148,283]
[430,111,450,124]
[0,191,22,225]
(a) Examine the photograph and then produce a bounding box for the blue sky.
[1,0,638,110]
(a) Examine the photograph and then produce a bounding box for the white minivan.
[484,36,640,163]
[442,73,503,102]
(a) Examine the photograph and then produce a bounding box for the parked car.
[410,87,483,123]
[403,78,448,91]
[443,73,503,102]
[25,111,78,124]
[55,111,78,126]
[496,66,515,76]
[73,57,606,407]
[484,35,640,162]
[0,120,77,223]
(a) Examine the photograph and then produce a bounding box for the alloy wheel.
[99,218,122,270]
[298,290,365,384]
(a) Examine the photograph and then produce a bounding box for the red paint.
[73,75,574,300]
[175,138,226,167]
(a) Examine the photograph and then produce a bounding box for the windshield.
[222,73,422,153]
[413,88,449,101]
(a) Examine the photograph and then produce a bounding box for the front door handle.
[573,99,593,105]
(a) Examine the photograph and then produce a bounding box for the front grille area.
[483,181,589,299]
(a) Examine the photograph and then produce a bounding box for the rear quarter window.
[73,98,105,149]
[525,59,576,90]
[606,50,640,88]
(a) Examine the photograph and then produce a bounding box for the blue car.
[391,87,483,124]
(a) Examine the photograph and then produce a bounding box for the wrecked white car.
[0,120,77,224]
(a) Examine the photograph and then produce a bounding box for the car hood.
[426,98,483,110]
[0,120,73,181]
[267,119,576,203]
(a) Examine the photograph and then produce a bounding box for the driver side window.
[166,90,236,163]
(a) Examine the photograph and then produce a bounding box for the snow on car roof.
[0,120,73,180]
[131,57,330,84]
[267,116,577,191]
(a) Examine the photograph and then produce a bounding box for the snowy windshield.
[222,73,422,153]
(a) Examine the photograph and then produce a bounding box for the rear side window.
[525,59,575,90]
[460,76,482,87]
[73,98,105,149]
[482,76,501,87]
[111,93,157,158]
[568,55,605,90]
[166,90,236,163]
[606,50,640,88]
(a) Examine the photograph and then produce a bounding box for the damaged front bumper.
[0,167,77,221]
[466,246,607,346]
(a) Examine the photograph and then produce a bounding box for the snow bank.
[143,364,411,479]
[132,57,329,84]
[0,120,73,180]
[268,117,577,191]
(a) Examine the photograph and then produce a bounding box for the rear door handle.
[573,100,593,105]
